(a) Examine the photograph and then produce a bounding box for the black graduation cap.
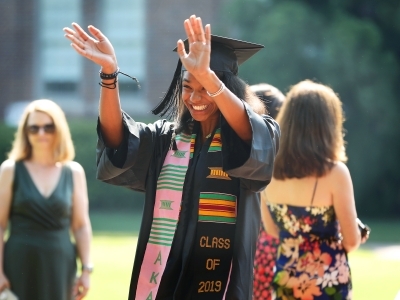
[174,35,264,75]
[152,35,264,118]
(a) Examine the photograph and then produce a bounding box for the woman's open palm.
[177,15,211,77]
[63,23,117,70]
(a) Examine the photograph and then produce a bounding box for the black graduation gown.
[96,102,280,300]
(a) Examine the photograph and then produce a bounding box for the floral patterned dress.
[267,203,352,300]
[253,225,280,300]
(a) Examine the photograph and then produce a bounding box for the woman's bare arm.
[70,162,92,299]
[261,189,279,239]
[64,23,123,148]
[0,160,14,291]
[331,162,361,253]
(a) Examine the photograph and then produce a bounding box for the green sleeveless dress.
[4,161,77,300]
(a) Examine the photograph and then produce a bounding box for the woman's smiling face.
[182,72,220,123]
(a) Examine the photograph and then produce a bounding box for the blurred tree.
[218,0,400,217]
[308,0,400,60]
[0,125,15,163]
[321,13,400,217]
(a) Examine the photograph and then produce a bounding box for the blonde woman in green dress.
[0,99,93,300]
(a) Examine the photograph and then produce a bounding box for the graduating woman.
[64,15,279,300]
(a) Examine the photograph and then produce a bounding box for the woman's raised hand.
[63,23,117,72]
[176,15,211,77]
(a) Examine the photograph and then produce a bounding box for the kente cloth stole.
[135,131,192,300]
[135,128,238,300]
[188,128,239,300]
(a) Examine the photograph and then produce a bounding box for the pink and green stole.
[135,132,192,300]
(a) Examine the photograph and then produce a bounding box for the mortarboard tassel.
[151,59,183,120]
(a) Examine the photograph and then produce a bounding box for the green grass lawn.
[349,249,400,300]
[86,212,400,300]
[86,235,136,300]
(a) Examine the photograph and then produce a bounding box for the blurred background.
[0,0,399,299]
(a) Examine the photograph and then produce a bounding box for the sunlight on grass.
[85,235,137,300]
[84,234,400,300]
[86,213,400,299]
[350,248,400,300]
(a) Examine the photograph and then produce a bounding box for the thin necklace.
[205,133,212,139]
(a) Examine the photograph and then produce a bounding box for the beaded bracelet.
[206,82,225,97]
[99,68,120,80]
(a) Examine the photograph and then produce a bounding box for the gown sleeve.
[95,111,173,192]
[221,101,280,192]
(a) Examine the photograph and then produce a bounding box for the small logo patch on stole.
[207,167,231,180]
[172,150,187,158]
[159,200,174,210]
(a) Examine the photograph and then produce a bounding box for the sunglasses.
[26,124,56,134]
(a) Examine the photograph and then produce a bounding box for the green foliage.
[319,13,400,217]
[90,211,142,235]
[218,0,400,217]
[68,118,145,211]
[0,124,14,162]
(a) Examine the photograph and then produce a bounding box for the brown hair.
[8,99,75,162]
[273,80,347,179]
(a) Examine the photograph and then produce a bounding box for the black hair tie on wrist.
[99,68,140,90]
